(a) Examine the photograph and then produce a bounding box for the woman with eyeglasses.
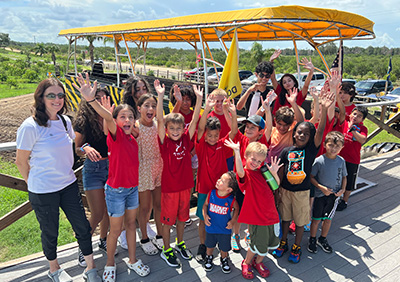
[15,78,101,282]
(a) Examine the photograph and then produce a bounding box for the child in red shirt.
[155,79,203,268]
[194,94,238,262]
[337,106,368,211]
[76,73,150,280]
[225,140,282,279]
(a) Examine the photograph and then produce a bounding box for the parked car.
[184,67,200,79]
[293,72,326,88]
[366,87,400,101]
[238,70,253,81]
[207,72,223,84]
[342,78,357,85]
[355,80,393,96]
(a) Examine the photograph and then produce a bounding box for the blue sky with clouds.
[1,0,399,50]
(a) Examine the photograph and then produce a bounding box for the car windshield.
[355,81,374,90]
[244,74,256,81]
[390,88,400,96]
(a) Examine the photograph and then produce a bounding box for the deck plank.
[1,150,400,282]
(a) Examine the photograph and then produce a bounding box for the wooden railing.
[0,143,86,232]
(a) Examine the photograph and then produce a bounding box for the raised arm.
[309,87,320,125]
[330,71,346,124]
[171,84,182,113]
[155,79,166,144]
[267,156,283,186]
[188,84,203,139]
[269,49,281,90]
[261,90,276,142]
[74,73,117,136]
[224,138,243,178]
[327,71,342,122]
[286,88,304,124]
[315,89,335,147]
[197,95,215,140]
[225,98,238,140]
[300,57,315,97]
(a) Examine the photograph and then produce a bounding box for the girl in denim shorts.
[75,73,150,282]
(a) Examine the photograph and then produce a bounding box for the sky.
[1,0,400,51]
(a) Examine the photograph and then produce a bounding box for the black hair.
[341,82,357,102]
[353,106,368,120]
[278,73,299,106]
[122,76,151,118]
[205,116,221,131]
[292,121,316,147]
[226,171,239,195]
[169,83,196,107]
[255,61,274,74]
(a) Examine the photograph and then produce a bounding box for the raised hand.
[224,97,236,114]
[270,49,281,62]
[301,57,315,71]
[224,138,240,151]
[267,156,283,174]
[73,72,97,102]
[154,79,165,96]
[319,88,335,109]
[286,87,298,104]
[100,95,114,114]
[329,70,341,92]
[192,84,204,100]
[205,94,216,110]
[172,84,182,102]
[310,86,319,99]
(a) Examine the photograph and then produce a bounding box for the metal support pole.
[113,35,120,87]
[198,28,208,96]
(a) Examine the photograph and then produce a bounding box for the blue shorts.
[205,233,231,252]
[82,159,108,191]
[104,184,139,217]
[196,193,208,220]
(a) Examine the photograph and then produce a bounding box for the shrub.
[23,69,39,82]
[0,73,7,82]
[147,70,155,76]
[6,77,18,89]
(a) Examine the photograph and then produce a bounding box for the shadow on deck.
[1,150,400,282]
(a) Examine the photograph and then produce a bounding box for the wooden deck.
[1,150,400,282]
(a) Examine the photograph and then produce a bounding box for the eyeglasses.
[258,73,271,79]
[44,93,66,100]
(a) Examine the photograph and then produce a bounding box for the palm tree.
[85,36,102,67]
[47,44,59,66]
[250,42,264,64]
[33,43,47,57]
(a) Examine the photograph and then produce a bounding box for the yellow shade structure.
[59,5,374,47]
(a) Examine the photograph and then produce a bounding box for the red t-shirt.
[316,116,335,157]
[195,133,232,194]
[158,131,194,193]
[338,120,368,164]
[233,130,269,170]
[237,169,279,225]
[107,126,139,188]
[345,104,356,122]
[180,110,194,131]
[208,111,230,139]
[272,84,306,116]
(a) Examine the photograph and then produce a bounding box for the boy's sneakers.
[317,237,333,253]
[244,229,251,247]
[195,244,206,263]
[185,218,193,227]
[288,244,302,263]
[307,237,317,254]
[272,240,288,258]
[220,257,231,274]
[78,249,86,267]
[337,199,348,211]
[175,240,193,260]
[161,247,181,267]
[203,255,214,272]
[231,234,241,253]
[304,221,311,232]
[118,230,128,250]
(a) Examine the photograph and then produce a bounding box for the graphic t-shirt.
[279,142,319,192]
[158,131,194,193]
[195,133,232,194]
[205,189,235,234]
[237,169,279,225]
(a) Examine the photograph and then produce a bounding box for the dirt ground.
[0,93,34,162]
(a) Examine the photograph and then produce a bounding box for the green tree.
[32,43,47,56]
[47,44,59,66]
[84,36,102,67]
[250,42,264,64]
[0,33,10,47]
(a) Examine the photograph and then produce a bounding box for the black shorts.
[205,233,231,252]
[312,194,340,220]
[346,162,359,191]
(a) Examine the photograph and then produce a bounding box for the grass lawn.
[0,158,76,262]
[363,115,400,147]
[0,83,37,99]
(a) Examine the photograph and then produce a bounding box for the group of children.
[72,51,368,280]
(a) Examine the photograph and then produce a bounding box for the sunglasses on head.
[258,73,271,79]
[45,93,66,100]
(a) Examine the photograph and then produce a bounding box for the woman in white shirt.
[15,78,101,282]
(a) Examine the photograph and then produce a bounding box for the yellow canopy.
[59,5,374,46]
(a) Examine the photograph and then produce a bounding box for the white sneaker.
[118,230,128,250]
[147,223,157,239]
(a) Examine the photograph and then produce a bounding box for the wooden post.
[167,70,169,79]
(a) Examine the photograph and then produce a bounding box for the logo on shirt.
[287,150,306,185]
[173,141,186,160]
[209,203,229,215]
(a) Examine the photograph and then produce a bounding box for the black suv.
[355,80,393,96]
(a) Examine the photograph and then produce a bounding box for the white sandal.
[126,259,150,277]
[140,240,158,255]
[151,237,164,250]
[102,265,116,282]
